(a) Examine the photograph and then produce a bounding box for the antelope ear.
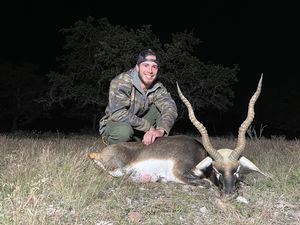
[88,152,100,160]
[196,157,213,170]
[239,156,268,176]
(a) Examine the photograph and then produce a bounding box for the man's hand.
[142,127,165,145]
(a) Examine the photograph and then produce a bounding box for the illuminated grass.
[0,133,299,224]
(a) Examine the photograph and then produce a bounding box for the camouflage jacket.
[99,68,178,135]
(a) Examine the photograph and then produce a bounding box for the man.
[99,49,178,145]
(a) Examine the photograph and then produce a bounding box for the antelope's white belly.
[125,159,181,183]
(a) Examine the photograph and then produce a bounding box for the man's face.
[136,55,159,89]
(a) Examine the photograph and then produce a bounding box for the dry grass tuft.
[0,133,299,224]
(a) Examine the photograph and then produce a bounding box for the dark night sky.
[1,1,300,69]
[2,2,299,83]
[1,1,300,136]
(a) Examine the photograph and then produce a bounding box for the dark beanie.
[136,49,160,66]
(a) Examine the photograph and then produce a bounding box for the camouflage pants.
[103,104,161,145]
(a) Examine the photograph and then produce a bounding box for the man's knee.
[143,104,161,126]
[105,122,134,145]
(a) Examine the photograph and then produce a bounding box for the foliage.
[41,17,239,129]
[246,124,268,139]
[288,167,300,185]
[161,34,238,118]
[0,61,45,131]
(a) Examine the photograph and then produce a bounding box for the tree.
[160,32,238,118]
[0,61,45,131]
[41,17,239,131]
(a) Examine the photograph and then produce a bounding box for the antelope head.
[177,74,266,195]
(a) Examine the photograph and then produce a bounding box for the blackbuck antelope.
[88,74,266,195]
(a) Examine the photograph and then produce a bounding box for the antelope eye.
[233,171,239,178]
[214,168,223,180]
[233,166,241,178]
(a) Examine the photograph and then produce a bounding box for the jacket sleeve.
[107,77,151,132]
[153,86,178,135]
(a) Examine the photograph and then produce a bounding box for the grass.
[0,133,299,225]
